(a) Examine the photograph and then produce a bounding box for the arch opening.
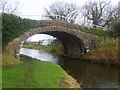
[38,31,87,57]
[24,34,58,46]
[19,31,87,58]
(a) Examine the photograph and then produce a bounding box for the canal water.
[20,48,119,88]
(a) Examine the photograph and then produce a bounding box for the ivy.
[2,13,38,48]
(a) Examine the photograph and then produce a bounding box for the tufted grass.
[2,54,80,88]
[78,26,119,66]
[83,46,118,65]
[2,52,22,67]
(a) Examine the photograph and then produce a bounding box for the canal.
[20,48,118,88]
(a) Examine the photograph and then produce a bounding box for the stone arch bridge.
[6,20,98,59]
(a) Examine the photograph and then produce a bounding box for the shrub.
[2,13,38,48]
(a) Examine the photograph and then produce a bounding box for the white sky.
[27,34,56,42]
[14,0,120,20]
[18,0,85,19]
[8,0,120,41]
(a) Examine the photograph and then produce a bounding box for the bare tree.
[82,1,112,28]
[0,0,19,14]
[44,2,78,23]
[103,6,118,30]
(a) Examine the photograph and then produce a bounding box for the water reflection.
[20,48,59,64]
[20,48,118,88]
[58,57,118,88]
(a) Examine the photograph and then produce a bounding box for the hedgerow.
[2,13,38,48]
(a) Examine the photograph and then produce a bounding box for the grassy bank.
[83,46,118,65]
[22,44,64,55]
[2,52,22,67]
[22,45,58,54]
[2,54,80,88]
[78,27,118,66]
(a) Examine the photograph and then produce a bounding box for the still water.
[20,48,119,88]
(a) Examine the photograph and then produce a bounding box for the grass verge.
[22,45,58,54]
[2,52,22,67]
[79,27,119,66]
[82,37,119,66]
[2,54,80,88]
[82,47,118,65]
[22,44,64,55]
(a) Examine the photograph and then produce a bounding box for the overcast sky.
[14,0,120,20]
[27,34,56,42]
[18,0,87,20]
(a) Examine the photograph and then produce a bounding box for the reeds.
[83,37,119,65]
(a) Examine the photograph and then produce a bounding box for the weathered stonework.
[6,20,98,59]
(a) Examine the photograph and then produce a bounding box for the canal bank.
[22,44,64,56]
[2,53,80,88]
[20,48,119,88]
[22,41,119,66]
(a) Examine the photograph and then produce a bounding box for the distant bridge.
[6,20,98,59]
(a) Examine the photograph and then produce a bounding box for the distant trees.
[44,2,78,23]
[82,1,110,26]
[81,1,118,29]
[44,1,119,31]
[0,0,19,14]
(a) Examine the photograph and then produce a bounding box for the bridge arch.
[6,21,98,59]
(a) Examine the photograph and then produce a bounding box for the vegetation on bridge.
[80,26,118,38]
[2,13,38,48]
